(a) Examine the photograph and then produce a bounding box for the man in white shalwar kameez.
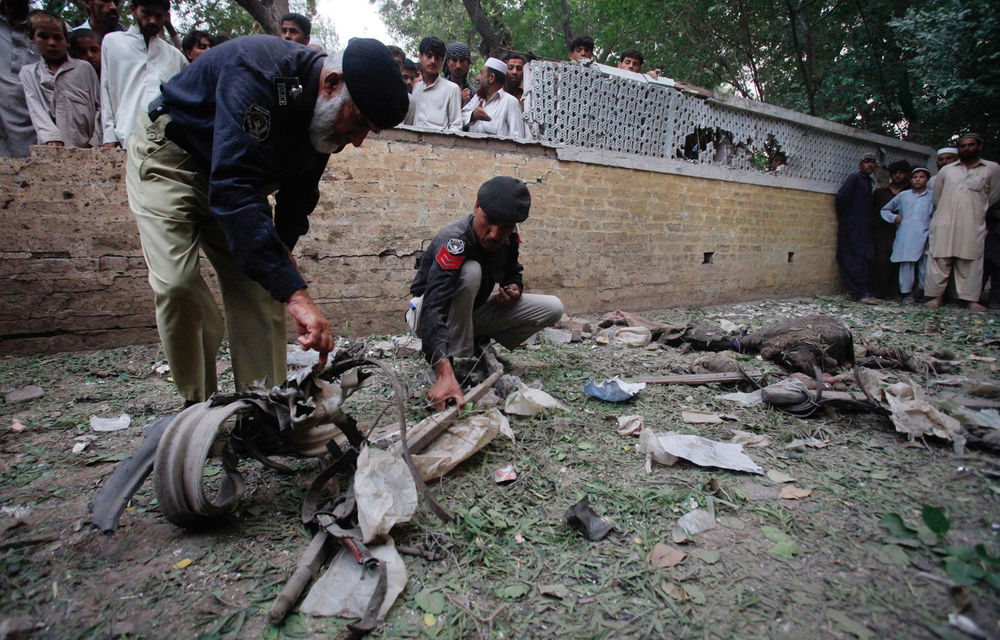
[925,133,1000,311]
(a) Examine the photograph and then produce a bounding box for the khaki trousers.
[126,111,286,402]
[924,255,984,302]
[406,260,564,359]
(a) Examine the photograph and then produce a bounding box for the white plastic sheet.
[354,446,418,543]
[504,382,566,416]
[871,373,968,454]
[411,408,512,481]
[638,429,763,474]
[90,414,131,432]
[300,537,407,620]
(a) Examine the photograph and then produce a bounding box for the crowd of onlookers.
[0,0,330,156]
[1,0,669,154]
[836,138,1000,311]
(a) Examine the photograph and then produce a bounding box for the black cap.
[342,38,409,130]
[477,177,531,223]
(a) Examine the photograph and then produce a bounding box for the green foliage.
[881,506,1000,593]
[921,505,950,536]
[375,0,994,148]
[891,0,1000,149]
[172,0,259,38]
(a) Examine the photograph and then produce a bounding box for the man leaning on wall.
[126,36,409,405]
[835,153,879,304]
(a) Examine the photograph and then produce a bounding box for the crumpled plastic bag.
[616,414,644,436]
[354,446,418,542]
[583,376,645,402]
[90,414,131,432]
[638,429,763,474]
[504,382,566,416]
[883,379,967,453]
[411,408,513,481]
[300,536,407,619]
[675,508,717,540]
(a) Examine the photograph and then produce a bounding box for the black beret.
[477,177,531,223]
[342,38,409,130]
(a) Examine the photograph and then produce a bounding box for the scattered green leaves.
[414,588,445,615]
[921,505,950,536]
[761,526,801,559]
[881,513,917,539]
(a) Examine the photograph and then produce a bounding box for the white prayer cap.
[937,147,958,155]
[484,57,508,75]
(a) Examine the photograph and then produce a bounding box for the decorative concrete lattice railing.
[523,61,933,193]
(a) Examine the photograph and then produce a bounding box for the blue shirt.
[159,35,328,302]
[880,188,935,263]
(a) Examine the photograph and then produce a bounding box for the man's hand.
[286,289,334,367]
[461,87,471,103]
[895,214,903,224]
[428,358,464,410]
[102,142,120,149]
[496,283,521,308]
[45,141,65,147]
[471,106,491,123]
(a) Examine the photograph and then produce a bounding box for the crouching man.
[407,176,564,409]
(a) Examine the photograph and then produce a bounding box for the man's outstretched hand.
[427,358,464,411]
[286,289,334,367]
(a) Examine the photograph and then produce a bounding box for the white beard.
[309,87,352,153]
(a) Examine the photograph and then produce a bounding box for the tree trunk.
[559,0,574,50]
[460,0,508,55]
[234,0,289,36]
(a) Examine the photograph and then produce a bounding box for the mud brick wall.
[0,131,839,354]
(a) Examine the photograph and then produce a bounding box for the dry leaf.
[767,469,795,483]
[779,485,812,500]
[538,584,570,599]
[661,581,690,601]
[650,543,687,568]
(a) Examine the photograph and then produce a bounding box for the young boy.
[880,167,936,303]
[69,28,102,76]
[19,11,101,148]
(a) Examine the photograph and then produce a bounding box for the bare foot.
[925,297,941,308]
[968,302,987,312]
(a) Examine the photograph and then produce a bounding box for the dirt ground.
[2,295,1000,640]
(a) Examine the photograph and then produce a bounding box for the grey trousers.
[406,260,564,358]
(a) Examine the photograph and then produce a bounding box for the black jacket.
[410,214,523,363]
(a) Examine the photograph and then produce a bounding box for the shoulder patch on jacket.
[436,244,465,270]
[244,104,270,141]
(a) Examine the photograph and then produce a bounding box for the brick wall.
[0,130,839,354]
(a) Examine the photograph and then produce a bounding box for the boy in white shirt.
[19,11,100,148]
